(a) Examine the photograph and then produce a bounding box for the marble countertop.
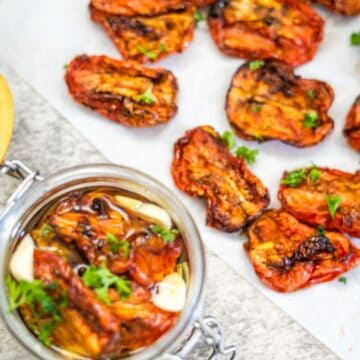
[0,63,339,359]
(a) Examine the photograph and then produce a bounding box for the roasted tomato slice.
[171,125,270,232]
[226,60,334,147]
[278,167,360,237]
[344,95,360,152]
[65,55,178,127]
[245,209,360,292]
[208,0,324,66]
[90,0,188,17]
[90,5,195,63]
[110,284,177,351]
[33,249,121,356]
[313,0,360,16]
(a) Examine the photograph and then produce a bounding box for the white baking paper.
[0,0,359,358]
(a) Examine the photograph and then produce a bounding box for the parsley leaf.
[136,84,156,105]
[6,277,67,345]
[235,146,259,165]
[338,277,347,285]
[309,164,321,182]
[221,130,236,149]
[303,111,319,128]
[150,225,179,244]
[194,10,205,27]
[82,264,131,304]
[249,60,264,71]
[350,31,360,46]
[306,89,315,99]
[63,64,68,70]
[251,103,261,113]
[316,225,325,236]
[281,169,306,187]
[106,233,130,258]
[40,223,55,237]
[326,194,341,219]
[137,44,167,59]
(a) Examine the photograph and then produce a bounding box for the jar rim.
[0,163,205,359]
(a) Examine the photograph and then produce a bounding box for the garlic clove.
[152,272,187,312]
[9,234,35,282]
[114,195,143,211]
[136,203,172,230]
[115,195,172,230]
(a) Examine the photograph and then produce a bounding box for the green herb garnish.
[326,194,341,219]
[316,225,325,236]
[138,44,167,59]
[249,60,264,71]
[253,134,264,141]
[303,111,319,128]
[136,84,156,105]
[281,169,306,187]
[306,89,315,99]
[251,103,261,113]
[40,224,54,237]
[106,233,130,258]
[82,264,131,304]
[6,277,67,345]
[137,45,157,60]
[221,130,236,149]
[194,10,205,27]
[350,32,360,46]
[309,164,321,182]
[338,277,347,285]
[63,64,68,70]
[235,146,259,165]
[150,225,179,244]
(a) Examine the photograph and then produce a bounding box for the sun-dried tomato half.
[245,209,360,292]
[65,55,178,127]
[90,4,195,63]
[171,125,270,232]
[207,0,324,66]
[313,0,360,16]
[226,60,334,147]
[278,167,360,237]
[344,95,360,152]
[90,0,188,17]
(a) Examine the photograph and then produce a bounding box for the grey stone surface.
[0,63,339,360]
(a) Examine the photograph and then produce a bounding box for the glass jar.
[0,161,239,360]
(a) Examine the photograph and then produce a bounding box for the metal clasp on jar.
[162,316,240,360]
[0,160,42,222]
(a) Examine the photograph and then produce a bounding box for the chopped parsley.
[39,223,55,237]
[235,146,259,165]
[350,31,360,46]
[303,111,319,128]
[309,164,321,182]
[221,130,236,149]
[136,84,156,105]
[249,60,265,71]
[150,225,179,244]
[281,168,306,187]
[325,194,341,219]
[316,225,325,236]
[194,10,205,27]
[106,233,130,258]
[253,134,264,141]
[82,264,131,304]
[306,89,315,99]
[338,277,347,285]
[63,64,68,70]
[251,103,261,113]
[137,44,167,59]
[6,277,67,345]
